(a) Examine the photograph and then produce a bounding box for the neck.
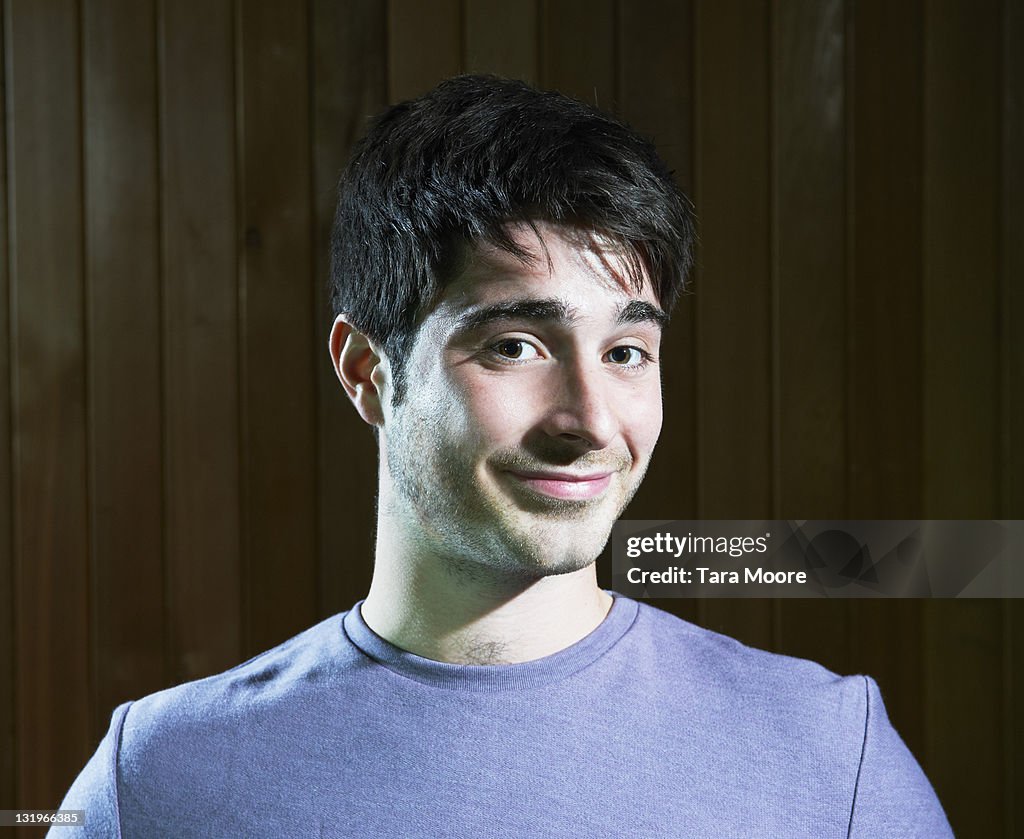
[361,513,612,665]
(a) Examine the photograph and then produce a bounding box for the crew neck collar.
[341,591,637,692]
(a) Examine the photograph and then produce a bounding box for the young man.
[56,76,952,837]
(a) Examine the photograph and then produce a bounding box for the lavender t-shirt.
[55,594,953,837]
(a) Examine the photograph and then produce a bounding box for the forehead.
[429,223,660,319]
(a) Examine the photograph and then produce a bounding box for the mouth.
[504,469,614,501]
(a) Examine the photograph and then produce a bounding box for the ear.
[329,315,386,426]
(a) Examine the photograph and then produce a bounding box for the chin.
[494,483,631,562]
[438,528,599,589]
[494,517,614,577]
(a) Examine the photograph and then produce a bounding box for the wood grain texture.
[843,0,929,785]
[691,0,774,657]
[618,0,694,188]
[920,2,1004,833]
[926,600,1003,838]
[923,0,999,518]
[540,0,615,107]
[773,0,846,518]
[388,0,462,103]
[1002,3,1022,835]
[776,597,850,679]
[0,0,12,810]
[237,0,317,659]
[312,0,388,617]
[0,6,1014,835]
[82,0,165,740]
[1003,0,1023,523]
[159,0,242,684]
[465,0,538,82]
[7,0,91,809]
[769,0,850,685]
[693,0,772,523]
[1010,601,1023,839]
[847,0,924,519]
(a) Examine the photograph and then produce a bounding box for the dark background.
[0,1,1020,837]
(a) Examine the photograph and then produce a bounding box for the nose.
[540,357,617,450]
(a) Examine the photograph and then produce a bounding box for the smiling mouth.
[504,469,614,501]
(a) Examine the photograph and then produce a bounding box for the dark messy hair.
[330,74,695,403]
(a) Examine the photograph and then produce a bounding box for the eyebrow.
[618,300,670,330]
[452,297,668,334]
[453,299,574,333]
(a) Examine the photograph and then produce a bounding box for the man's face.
[378,223,665,579]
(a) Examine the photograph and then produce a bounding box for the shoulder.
[124,611,353,731]
[115,612,358,819]
[621,600,870,765]
[621,599,952,835]
[55,701,132,837]
[629,599,860,702]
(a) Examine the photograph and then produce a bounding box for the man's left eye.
[605,346,647,366]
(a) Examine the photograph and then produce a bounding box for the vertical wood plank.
[775,598,850,678]
[617,0,697,623]
[465,0,537,82]
[618,0,693,189]
[7,0,91,808]
[82,0,165,738]
[926,601,1002,838]
[388,0,461,103]
[923,0,999,519]
[770,0,850,674]
[0,0,12,810]
[159,0,241,683]
[845,0,926,761]
[1002,2,1022,836]
[237,0,317,658]
[999,1,1024,831]
[920,3,1004,834]
[1003,0,1023,522]
[1010,602,1023,839]
[312,0,387,617]
[693,0,773,650]
[847,1,923,520]
[540,0,615,106]
[773,0,846,519]
[694,0,772,521]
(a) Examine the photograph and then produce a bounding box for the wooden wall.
[0,2,1019,837]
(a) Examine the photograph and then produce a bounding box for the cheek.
[447,371,539,444]
[622,382,663,454]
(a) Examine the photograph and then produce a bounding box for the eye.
[605,345,649,367]
[491,339,541,361]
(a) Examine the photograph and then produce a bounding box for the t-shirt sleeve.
[47,701,132,839]
[847,676,954,838]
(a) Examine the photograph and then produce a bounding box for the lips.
[505,469,613,501]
